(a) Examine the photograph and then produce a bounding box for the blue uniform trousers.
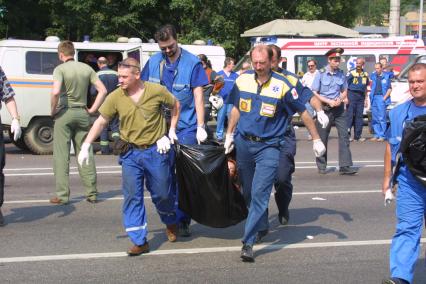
[100,116,119,153]
[371,95,387,139]
[259,127,297,231]
[235,133,281,245]
[390,172,426,284]
[215,104,233,141]
[171,126,197,224]
[346,91,365,140]
[120,146,176,246]
[316,104,353,170]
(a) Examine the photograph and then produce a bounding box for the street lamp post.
[420,0,424,39]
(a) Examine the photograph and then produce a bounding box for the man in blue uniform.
[346,57,369,142]
[312,48,358,175]
[369,62,392,142]
[141,24,208,237]
[381,63,426,284]
[224,45,326,262]
[215,57,239,142]
[256,45,328,243]
[91,57,119,154]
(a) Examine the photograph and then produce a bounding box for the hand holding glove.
[316,110,329,129]
[196,125,208,144]
[78,142,91,166]
[156,135,171,154]
[313,139,326,158]
[168,128,178,144]
[10,118,22,141]
[224,133,234,154]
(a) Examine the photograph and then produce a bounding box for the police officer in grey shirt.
[311,48,357,175]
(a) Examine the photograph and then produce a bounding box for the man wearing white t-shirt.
[301,59,319,89]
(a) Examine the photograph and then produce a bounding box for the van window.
[77,51,123,71]
[295,55,375,77]
[128,49,140,62]
[379,54,418,73]
[26,51,60,75]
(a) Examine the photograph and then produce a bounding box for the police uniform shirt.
[228,70,306,139]
[311,65,347,100]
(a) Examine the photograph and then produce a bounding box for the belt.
[66,105,86,109]
[242,134,267,142]
[130,143,152,150]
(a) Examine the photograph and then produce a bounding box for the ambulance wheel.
[24,117,54,155]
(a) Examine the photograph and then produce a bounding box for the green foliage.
[0,0,422,59]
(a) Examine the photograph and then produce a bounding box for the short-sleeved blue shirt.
[311,65,347,100]
[228,70,306,139]
[217,70,239,101]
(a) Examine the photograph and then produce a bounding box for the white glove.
[168,127,178,144]
[11,118,22,141]
[224,133,234,154]
[209,95,223,110]
[78,142,91,166]
[384,189,395,206]
[156,135,171,154]
[316,110,329,129]
[313,139,326,157]
[196,125,208,144]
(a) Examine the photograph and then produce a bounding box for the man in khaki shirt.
[79,58,180,256]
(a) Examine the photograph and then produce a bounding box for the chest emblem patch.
[260,102,276,117]
[239,98,251,112]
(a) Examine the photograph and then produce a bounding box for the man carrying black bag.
[382,63,426,284]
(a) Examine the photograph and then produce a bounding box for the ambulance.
[0,38,225,154]
[240,36,425,100]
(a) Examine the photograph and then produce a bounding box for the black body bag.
[400,114,426,187]
[175,143,247,228]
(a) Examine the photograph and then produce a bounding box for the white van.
[0,39,225,154]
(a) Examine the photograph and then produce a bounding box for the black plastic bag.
[175,143,247,228]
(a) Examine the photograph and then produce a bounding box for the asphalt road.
[0,128,425,284]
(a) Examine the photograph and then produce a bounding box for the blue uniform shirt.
[386,100,426,185]
[228,70,306,139]
[141,55,207,92]
[347,69,369,94]
[312,65,347,100]
[217,70,239,101]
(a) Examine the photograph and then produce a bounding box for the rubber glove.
[11,118,22,141]
[196,125,208,144]
[313,139,326,157]
[384,188,394,206]
[224,133,234,154]
[168,127,178,144]
[156,136,171,154]
[78,142,91,166]
[316,110,329,128]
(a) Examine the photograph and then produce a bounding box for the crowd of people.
[0,23,424,284]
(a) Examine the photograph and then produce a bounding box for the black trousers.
[0,121,5,207]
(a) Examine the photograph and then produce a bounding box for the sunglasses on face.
[308,64,316,67]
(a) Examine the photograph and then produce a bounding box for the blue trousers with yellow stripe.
[235,133,281,245]
[120,146,176,246]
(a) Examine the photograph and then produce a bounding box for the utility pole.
[389,0,401,36]
[420,0,424,39]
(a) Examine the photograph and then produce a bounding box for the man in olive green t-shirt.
[78,58,181,256]
[49,40,107,205]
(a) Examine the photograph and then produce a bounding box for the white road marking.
[1,238,424,263]
[3,190,381,204]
